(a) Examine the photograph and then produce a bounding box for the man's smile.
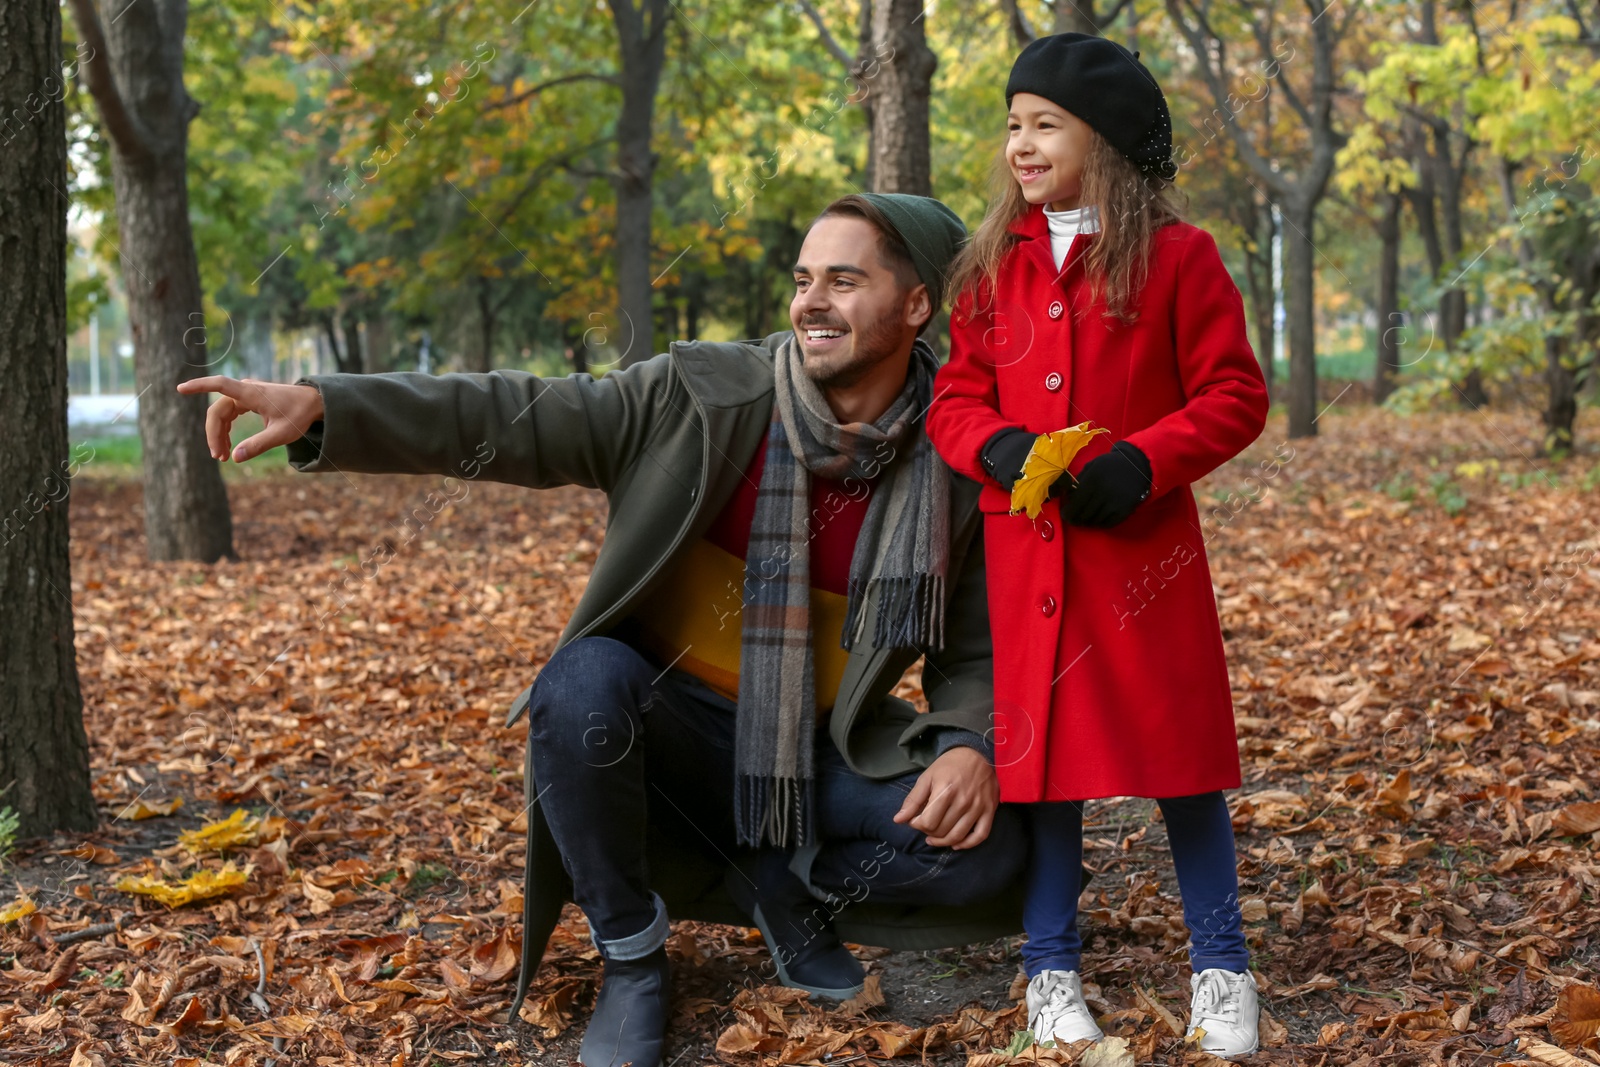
[803,323,850,349]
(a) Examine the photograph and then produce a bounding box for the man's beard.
[799,312,903,390]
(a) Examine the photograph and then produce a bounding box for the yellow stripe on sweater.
[634,538,853,713]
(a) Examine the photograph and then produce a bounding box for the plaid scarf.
[734,334,951,848]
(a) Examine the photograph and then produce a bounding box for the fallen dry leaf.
[1553,803,1600,837]
[114,864,251,907]
[1081,1034,1135,1067]
[115,797,183,820]
[0,897,38,923]
[179,809,261,853]
[1552,983,1600,1046]
[1525,1037,1597,1067]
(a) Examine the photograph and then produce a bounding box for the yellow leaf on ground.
[1010,423,1110,519]
[1081,1034,1135,1067]
[0,896,38,923]
[116,797,183,820]
[179,809,261,853]
[114,863,251,907]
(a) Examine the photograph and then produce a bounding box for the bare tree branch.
[63,0,153,159]
[495,139,613,226]
[1251,16,1312,128]
[999,0,1037,44]
[484,72,621,112]
[1100,0,1136,29]
[1166,0,1290,197]
[797,0,856,71]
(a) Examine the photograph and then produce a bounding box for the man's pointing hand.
[176,376,324,463]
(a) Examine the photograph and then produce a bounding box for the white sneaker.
[1026,969,1104,1046]
[1187,968,1260,1057]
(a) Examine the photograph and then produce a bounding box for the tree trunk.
[362,316,391,373]
[608,0,669,368]
[1374,191,1402,403]
[1242,194,1277,396]
[562,319,586,375]
[863,0,936,195]
[1054,0,1098,34]
[69,0,233,561]
[1542,327,1577,454]
[1282,200,1320,437]
[855,0,877,191]
[322,312,360,375]
[118,126,235,561]
[0,0,98,836]
[471,277,495,374]
[685,272,703,341]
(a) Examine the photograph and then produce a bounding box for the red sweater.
[634,439,875,709]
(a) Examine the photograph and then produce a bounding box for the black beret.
[1005,32,1177,181]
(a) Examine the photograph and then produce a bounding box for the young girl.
[926,33,1271,1057]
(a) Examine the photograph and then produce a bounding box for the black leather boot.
[727,852,865,1000]
[579,945,671,1067]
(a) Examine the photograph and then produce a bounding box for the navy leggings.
[1021,792,1250,978]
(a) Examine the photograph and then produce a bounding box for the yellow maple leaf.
[1010,423,1110,519]
[179,809,261,854]
[0,896,37,923]
[114,863,252,908]
[116,797,183,821]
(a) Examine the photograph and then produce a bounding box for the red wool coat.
[927,208,1269,804]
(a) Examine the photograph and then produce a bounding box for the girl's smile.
[1007,92,1094,211]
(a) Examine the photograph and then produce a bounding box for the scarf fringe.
[735,773,815,849]
[843,573,946,652]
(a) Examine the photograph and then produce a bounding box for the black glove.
[1062,441,1153,527]
[980,427,1036,491]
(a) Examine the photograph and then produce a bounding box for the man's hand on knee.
[892,746,999,851]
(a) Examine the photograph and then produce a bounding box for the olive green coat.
[286,332,1021,951]
[288,332,997,777]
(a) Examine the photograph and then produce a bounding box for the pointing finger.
[178,375,248,402]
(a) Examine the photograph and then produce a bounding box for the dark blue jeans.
[526,636,1026,955]
[1021,794,1249,978]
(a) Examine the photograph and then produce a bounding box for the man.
[178,193,1026,1067]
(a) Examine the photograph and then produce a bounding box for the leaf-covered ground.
[4,405,1600,1066]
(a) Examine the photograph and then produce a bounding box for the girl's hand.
[1062,441,1152,526]
[893,746,1000,850]
[980,427,1035,490]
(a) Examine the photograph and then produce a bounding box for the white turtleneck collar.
[1043,204,1100,270]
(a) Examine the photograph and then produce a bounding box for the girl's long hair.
[947,127,1187,324]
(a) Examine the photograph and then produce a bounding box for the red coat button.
[1044,371,1063,392]
[1038,519,1055,542]
[1041,595,1057,617]
[1048,300,1064,320]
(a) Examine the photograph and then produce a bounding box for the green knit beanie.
[860,193,968,313]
